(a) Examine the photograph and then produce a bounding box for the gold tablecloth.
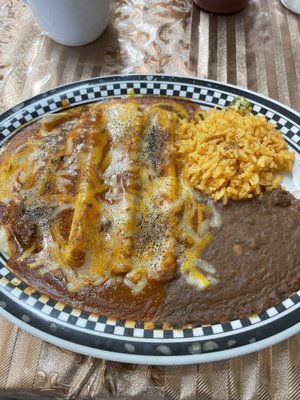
[0,0,299,398]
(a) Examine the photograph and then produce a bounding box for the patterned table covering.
[0,0,299,398]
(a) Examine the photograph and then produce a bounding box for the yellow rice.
[176,108,294,202]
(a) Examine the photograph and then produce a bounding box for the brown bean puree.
[157,188,300,325]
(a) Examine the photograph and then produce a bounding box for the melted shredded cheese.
[0,100,220,293]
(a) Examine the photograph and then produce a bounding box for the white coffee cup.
[24,0,111,46]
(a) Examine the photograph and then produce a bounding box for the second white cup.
[24,0,111,46]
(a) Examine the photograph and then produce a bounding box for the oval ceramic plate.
[0,75,299,365]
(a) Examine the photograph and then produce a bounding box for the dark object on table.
[194,0,249,14]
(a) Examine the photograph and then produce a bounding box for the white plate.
[0,74,299,365]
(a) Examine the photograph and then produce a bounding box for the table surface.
[0,0,299,399]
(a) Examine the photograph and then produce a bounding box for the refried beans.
[158,188,300,326]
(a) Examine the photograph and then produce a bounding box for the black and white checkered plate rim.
[0,75,299,364]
